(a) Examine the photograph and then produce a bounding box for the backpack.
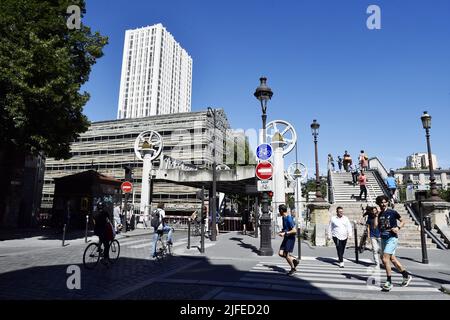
[150,209,161,229]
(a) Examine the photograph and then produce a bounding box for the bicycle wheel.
[155,239,165,261]
[83,243,100,270]
[109,239,120,263]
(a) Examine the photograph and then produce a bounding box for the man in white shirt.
[150,203,174,258]
[327,207,353,268]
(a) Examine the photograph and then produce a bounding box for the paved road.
[0,229,449,301]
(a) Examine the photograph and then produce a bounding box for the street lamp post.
[207,107,218,241]
[311,120,325,202]
[420,111,442,202]
[254,77,274,256]
[416,191,429,264]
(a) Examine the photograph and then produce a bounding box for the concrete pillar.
[271,132,286,231]
[140,154,152,215]
[419,173,426,185]
[307,202,331,246]
[441,173,448,190]
[422,201,450,229]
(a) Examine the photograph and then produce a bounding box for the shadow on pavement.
[0,227,95,242]
[0,253,335,300]
[396,256,422,264]
[229,237,259,254]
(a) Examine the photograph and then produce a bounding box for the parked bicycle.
[154,230,172,261]
[83,239,120,269]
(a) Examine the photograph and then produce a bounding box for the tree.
[223,132,255,168]
[0,0,108,159]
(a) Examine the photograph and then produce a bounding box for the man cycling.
[150,203,174,258]
[93,202,111,264]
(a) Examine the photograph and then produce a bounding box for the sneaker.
[382,281,392,291]
[339,262,344,268]
[287,268,297,276]
[401,275,413,287]
[293,259,299,268]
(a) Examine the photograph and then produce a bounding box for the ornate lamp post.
[311,119,325,202]
[207,107,218,241]
[254,77,274,256]
[420,111,442,202]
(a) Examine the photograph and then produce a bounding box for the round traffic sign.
[256,143,273,161]
[121,181,133,193]
[256,161,273,180]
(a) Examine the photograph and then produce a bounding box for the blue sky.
[81,0,450,175]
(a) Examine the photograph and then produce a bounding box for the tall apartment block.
[117,23,193,119]
[406,153,439,170]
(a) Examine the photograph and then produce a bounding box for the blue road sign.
[256,144,273,161]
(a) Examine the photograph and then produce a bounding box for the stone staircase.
[329,203,437,249]
[329,170,387,203]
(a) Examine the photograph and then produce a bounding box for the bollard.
[353,221,359,263]
[62,224,67,247]
[85,215,89,243]
[297,227,302,261]
[187,218,191,249]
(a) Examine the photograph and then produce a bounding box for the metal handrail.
[368,157,389,180]
[370,169,391,198]
[404,203,447,250]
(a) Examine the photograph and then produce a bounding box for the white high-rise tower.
[117,23,193,119]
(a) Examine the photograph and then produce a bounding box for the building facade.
[395,169,449,191]
[406,152,439,170]
[117,23,193,119]
[41,110,229,216]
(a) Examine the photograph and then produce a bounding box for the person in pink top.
[359,150,369,171]
[358,171,368,201]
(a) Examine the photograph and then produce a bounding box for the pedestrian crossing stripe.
[117,237,188,249]
[243,261,440,293]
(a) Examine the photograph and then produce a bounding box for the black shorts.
[280,237,295,253]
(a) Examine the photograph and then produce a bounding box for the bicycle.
[154,230,172,261]
[83,239,120,269]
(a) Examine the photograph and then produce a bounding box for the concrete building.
[41,110,230,217]
[406,153,438,170]
[117,23,192,119]
[395,169,449,191]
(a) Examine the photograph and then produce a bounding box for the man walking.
[327,207,353,268]
[358,171,368,201]
[374,195,412,291]
[277,204,299,275]
[385,173,398,206]
[337,156,343,172]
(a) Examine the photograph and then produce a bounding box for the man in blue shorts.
[374,195,413,291]
[277,204,299,275]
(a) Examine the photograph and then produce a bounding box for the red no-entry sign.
[121,181,133,193]
[256,161,273,180]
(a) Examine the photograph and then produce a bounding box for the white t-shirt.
[328,215,353,240]
[156,208,165,230]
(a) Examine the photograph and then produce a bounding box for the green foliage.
[439,189,450,202]
[224,133,255,168]
[302,178,327,200]
[0,0,108,159]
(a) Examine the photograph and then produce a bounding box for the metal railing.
[404,203,447,250]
